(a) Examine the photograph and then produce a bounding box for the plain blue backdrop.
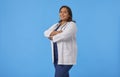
[0,0,120,77]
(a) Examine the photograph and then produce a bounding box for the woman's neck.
[60,21,67,26]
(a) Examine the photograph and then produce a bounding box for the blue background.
[0,0,120,77]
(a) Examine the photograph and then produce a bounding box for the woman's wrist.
[50,31,62,36]
[49,36,53,40]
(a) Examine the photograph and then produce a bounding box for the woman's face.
[59,7,69,21]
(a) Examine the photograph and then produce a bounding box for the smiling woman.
[44,5,77,77]
[0,0,120,77]
[59,6,72,23]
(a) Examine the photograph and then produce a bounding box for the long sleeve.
[52,22,77,42]
[44,23,58,38]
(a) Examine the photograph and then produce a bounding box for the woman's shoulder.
[68,21,76,25]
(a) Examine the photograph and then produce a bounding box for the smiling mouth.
[61,16,65,18]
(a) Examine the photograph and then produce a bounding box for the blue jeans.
[54,63,73,77]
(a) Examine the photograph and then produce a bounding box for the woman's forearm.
[49,31,62,40]
[50,31,62,36]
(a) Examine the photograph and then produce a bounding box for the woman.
[44,5,77,77]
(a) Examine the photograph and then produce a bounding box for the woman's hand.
[48,36,53,40]
[50,30,62,36]
[49,30,62,40]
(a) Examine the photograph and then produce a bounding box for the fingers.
[58,30,62,33]
[48,36,53,40]
[50,31,63,37]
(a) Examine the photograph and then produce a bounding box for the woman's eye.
[60,11,67,14]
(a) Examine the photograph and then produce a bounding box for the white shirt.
[44,21,77,65]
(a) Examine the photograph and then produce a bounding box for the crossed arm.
[49,30,62,40]
[44,22,76,42]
